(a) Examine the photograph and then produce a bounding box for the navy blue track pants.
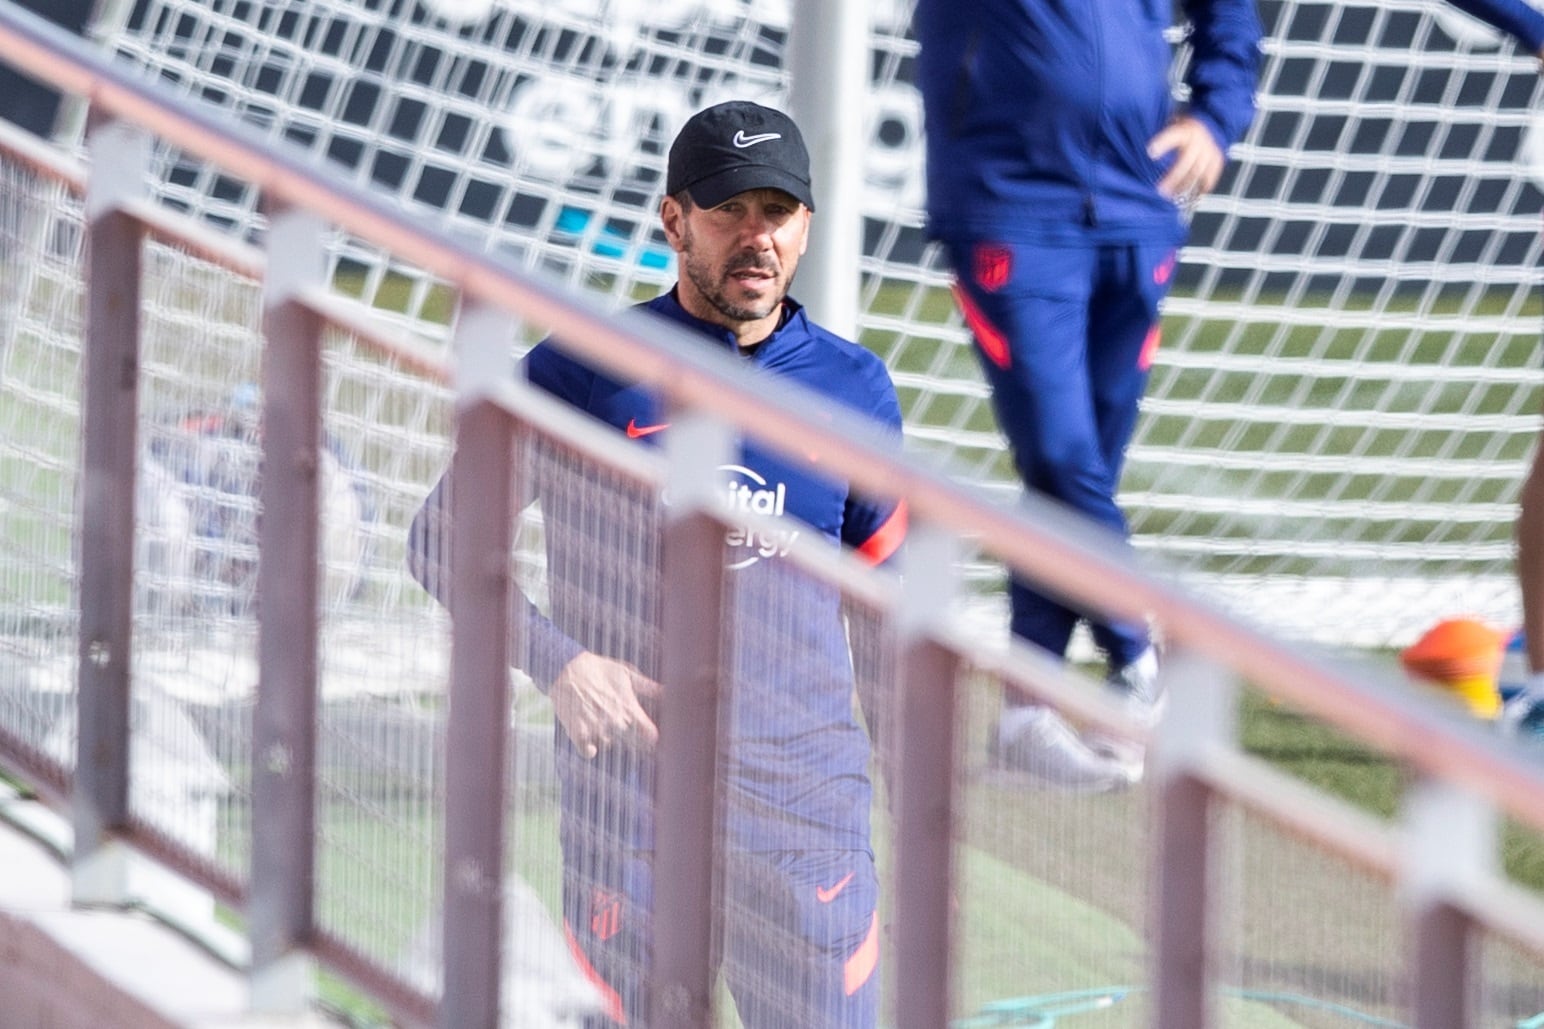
[946,237,1175,671]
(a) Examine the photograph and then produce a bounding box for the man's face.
[661,187,811,343]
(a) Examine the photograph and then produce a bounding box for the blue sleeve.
[405,468,585,695]
[518,343,596,689]
[525,338,594,404]
[1443,0,1544,52]
[840,356,909,568]
[1180,0,1265,151]
[405,342,594,694]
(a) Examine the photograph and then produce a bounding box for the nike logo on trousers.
[816,871,855,903]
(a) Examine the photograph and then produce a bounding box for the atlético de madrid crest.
[973,244,1012,292]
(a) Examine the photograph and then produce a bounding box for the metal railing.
[2,3,1544,1027]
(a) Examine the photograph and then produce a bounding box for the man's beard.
[681,237,787,324]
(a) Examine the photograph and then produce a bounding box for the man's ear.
[660,195,687,252]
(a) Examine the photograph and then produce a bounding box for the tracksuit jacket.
[914,0,1263,245]
[411,288,906,854]
[915,0,1544,246]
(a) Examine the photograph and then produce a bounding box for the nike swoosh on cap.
[732,130,781,148]
[625,419,670,439]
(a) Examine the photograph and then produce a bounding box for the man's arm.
[407,464,660,759]
[837,359,910,747]
[1178,0,1265,154]
[1516,440,1544,678]
[843,498,907,751]
[1502,434,1544,737]
[1452,0,1544,691]
[407,468,585,686]
[1155,0,1263,202]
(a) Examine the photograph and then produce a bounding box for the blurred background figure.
[138,383,373,617]
[912,0,1263,786]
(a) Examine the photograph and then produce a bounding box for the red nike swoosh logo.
[815,871,854,904]
[625,419,669,439]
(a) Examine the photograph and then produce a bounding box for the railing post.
[250,201,326,1013]
[1150,648,1236,1029]
[650,412,733,1028]
[439,303,520,1029]
[892,524,962,1029]
[1403,778,1496,1029]
[74,109,148,906]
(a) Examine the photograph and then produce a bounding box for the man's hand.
[549,651,662,759]
[1149,115,1227,205]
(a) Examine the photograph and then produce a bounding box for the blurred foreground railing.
[3,4,1544,1028]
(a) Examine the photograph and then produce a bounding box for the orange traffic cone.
[1400,617,1506,718]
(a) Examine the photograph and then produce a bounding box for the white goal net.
[36,0,1544,649]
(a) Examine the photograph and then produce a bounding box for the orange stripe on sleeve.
[856,501,908,566]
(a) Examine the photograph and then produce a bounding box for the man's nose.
[741,210,775,245]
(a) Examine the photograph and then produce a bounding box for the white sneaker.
[992,705,1138,792]
[1085,647,1165,780]
[1109,646,1165,714]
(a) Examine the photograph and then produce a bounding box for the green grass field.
[1241,687,1544,890]
[251,683,1543,1028]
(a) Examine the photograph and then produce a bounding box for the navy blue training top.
[521,288,906,853]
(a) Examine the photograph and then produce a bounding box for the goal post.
[40,0,1544,650]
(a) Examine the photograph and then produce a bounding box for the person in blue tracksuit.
[410,101,905,1028]
[915,0,1544,783]
[913,0,1263,784]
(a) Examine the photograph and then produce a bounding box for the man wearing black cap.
[659,100,820,348]
[409,100,904,1027]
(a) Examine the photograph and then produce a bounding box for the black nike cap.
[666,101,815,212]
